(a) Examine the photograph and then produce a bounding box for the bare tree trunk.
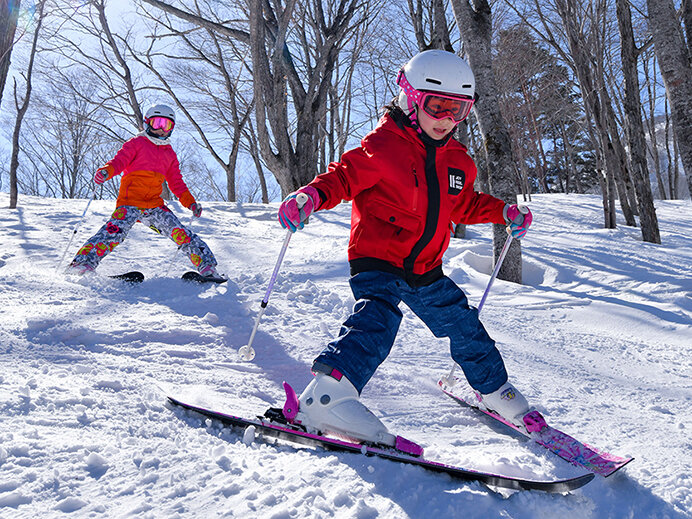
[647,0,692,198]
[604,97,637,226]
[606,166,617,228]
[671,128,681,199]
[9,0,45,209]
[683,0,692,58]
[616,0,661,243]
[643,51,667,199]
[245,124,270,204]
[248,0,295,195]
[560,122,582,194]
[450,0,523,284]
[519,81,549,193]
[596,23,636,226]
[664,97,677,198]
[553,0,623,227]
[0,0,21,110]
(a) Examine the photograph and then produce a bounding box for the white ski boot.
[476,381,531,428]
[294,373,396,447]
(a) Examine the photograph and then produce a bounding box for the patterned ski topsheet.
[438,379,634,477]
[167,395,594,493]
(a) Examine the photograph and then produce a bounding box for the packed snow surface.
[0,192,690,518]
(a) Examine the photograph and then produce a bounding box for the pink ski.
[167,393,595,493]
[439,378,633,477]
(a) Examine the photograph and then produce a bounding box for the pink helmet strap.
[397,69,424,112]
[396,68,423,131]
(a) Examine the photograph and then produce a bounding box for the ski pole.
[165,213,195,277]
[439,230,515,387]
[239,193,309,362]
[56,187,97,272]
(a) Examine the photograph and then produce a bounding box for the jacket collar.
[139,131,172,146]
[382,109,456,149]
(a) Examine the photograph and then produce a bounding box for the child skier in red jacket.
[277,50,533,446]
[68,104,223,281]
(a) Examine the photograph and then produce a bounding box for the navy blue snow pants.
[314,270,508,394]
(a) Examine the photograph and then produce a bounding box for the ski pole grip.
[296,192,309,209]
[296,192,310,223]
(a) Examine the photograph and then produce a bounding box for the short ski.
[439,378,633,477]
[167,394,594,493]
[181,271,227,284]
[109,271,144,283]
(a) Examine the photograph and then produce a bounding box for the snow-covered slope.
[0,192,690,518]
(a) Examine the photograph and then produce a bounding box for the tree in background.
[647,0,692,200]
[49,0,144,136]
[616,0,660,244]
[0,0,21,110]
[2,0,688,229]
[248,0,375,196]
[140,0,379,197]
[18,73,108,199]
[134,2,256,203]
[9,0,44,209]
[494,25,593,196]
[48,0,178,201]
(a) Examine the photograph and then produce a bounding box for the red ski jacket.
[100,135,196,210]
[309,112,506,286]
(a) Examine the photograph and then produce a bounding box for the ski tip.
[109,271,144,283]
[552,472,595,492]
[600,456,635,477]
[507,472,594,493]
[181,271,228,284]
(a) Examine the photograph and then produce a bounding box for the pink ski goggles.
[146,116,175,132]
[397,69,474,123]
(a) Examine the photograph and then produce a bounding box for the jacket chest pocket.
[358,198,422,259]
[370,198,421,233]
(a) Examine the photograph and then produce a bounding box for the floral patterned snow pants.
[70,205,217,272]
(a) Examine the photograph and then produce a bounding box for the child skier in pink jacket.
[68,104,224,282]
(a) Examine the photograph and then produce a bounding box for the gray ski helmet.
[144,103,176,123]
[396,50,475,117]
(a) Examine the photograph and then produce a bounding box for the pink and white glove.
[503,204,533,239]
[94,168,109,185]
[278,185,320,232]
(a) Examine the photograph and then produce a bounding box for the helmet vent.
[425,78,442,85]
[463,84,473,88]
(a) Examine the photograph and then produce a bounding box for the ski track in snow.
[0,192,690,518]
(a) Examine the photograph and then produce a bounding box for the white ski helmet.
[396,50,475,122]
[144,103,176,123]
